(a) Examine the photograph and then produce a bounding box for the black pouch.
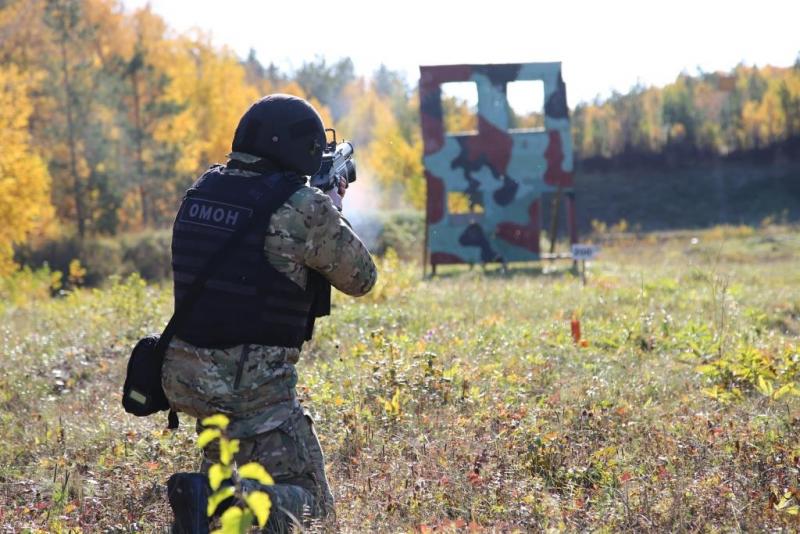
[122,335,170,416]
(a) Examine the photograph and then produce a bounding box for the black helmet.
[231,94,326,175]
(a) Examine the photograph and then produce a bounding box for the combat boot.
[167,472,211,534]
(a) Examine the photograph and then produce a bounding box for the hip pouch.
[122,334,170,416]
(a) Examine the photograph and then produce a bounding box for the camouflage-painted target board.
[419,63,578,268]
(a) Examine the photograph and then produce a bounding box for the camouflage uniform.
[162,152,377,528]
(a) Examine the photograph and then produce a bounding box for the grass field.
[1,224,799,532]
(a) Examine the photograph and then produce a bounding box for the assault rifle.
[309,128,357,193]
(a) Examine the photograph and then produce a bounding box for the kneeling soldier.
[163,94,377,531]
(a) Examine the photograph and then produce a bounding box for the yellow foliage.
[68,259,86,286]
[442,96,477,134]
[338,80,387,146]
[0,65,53,275]
[378,388,403,417]
[337,81,424,207]
[184,38,259,165]
[309,97,335,132]
[366,115,424,206]
[276,80,307,99]
[134,28,259,180]
[0,1,48,63]
[359,248,418,303]
[447,191,474,214]
[153,44,205,174]
[84,0,134,61]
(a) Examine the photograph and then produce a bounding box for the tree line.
[572,62,800,160]
[0,0,797,274]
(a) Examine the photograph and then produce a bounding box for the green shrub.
[15,236,80,278]
[15,234,123,286]
[14,230,172,286]
[13,211,424,287]
[373,210,424,261]
[80,238,125,285]
[121,231,172,281]
[0,265,60,309]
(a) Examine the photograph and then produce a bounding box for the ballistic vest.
[171,164,326,349]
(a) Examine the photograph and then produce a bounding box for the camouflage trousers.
[200,406,335,532]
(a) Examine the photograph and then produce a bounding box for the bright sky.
[122,0,799,105]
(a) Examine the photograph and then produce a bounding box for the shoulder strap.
[157,174,302,426]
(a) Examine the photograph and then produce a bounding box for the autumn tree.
[110,6,198,228]
[33,0,132,236]
[43,0,92,236]
[0,65,53,274]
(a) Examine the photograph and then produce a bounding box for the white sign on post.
[571,244,599,261]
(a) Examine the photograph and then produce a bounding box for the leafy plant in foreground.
[200,414,274,533]
[697,343,800,402]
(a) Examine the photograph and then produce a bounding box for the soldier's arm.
[302,190,377,296]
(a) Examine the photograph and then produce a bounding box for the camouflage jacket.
[162,153,377,438]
